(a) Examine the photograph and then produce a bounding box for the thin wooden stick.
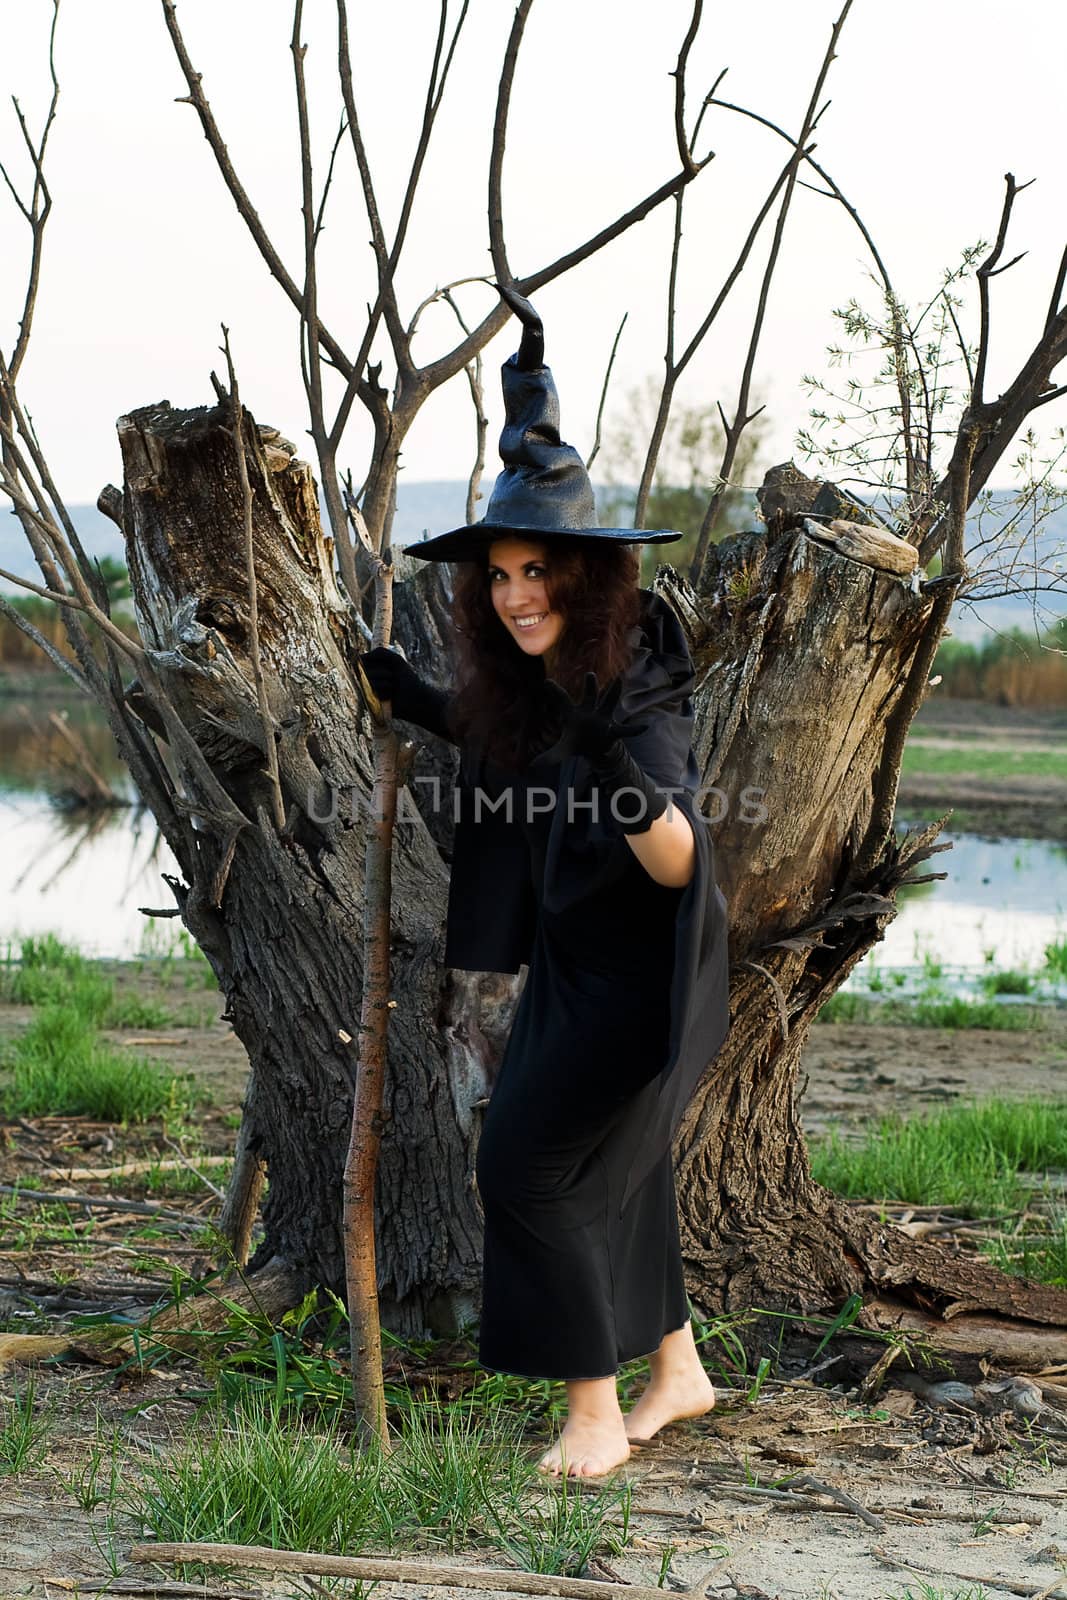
[128,1543,684,1600]
[343,548,398,1447]
[586,312,628,472]
[789,1473,883,1530]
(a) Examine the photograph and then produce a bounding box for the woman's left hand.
[530,672,647,767]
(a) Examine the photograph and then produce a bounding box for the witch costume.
[361,291,730,1382]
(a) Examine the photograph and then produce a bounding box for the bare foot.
[537,1413,631,1478]
[623,1366,715,1442]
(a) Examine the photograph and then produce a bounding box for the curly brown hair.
[447,536,641,770]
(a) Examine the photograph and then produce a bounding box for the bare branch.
[0,556,140,663]
[6,3,60,382]
[918,294,1067,564]
[0,392,100,614]
[326,0,472,453]
[974,173,1026,407]
[406,276,492,346]
[941,290,974,392]
[313,114,348,247]
[634,196,682,530]
[488,0,535,287]
[1045,241,1067,334]
[292,2,327,466]
[586,312,628,473]
[420,163,710,399]
[691,1,855,588]
[634,156,793,528]
[705,96,894,299]
[394,0,472,278]
[671,1,704,178]
[160,0,363,391]
[441,290,487,526]
[335,0,408,368]
[1031,381,1067,410]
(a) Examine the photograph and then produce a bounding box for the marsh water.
[1,689,1064,982]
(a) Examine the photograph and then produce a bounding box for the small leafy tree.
[598,380,767,581]
[798,244,1067,635]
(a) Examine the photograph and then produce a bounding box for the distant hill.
[2,484,1063,645]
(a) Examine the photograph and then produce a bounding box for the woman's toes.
[537,1418,630,1478]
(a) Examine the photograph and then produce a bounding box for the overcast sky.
[2,0,1066,509]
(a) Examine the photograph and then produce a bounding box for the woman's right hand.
[356,646,425,717]
[356,647,458,744]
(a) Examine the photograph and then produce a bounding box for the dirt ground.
[2,1360,1066,1600]
[3,961,1067,1598]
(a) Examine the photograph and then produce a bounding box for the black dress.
[474,751,693,1380]
[439,589,731,1383]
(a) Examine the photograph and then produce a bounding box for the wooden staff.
[346,536,398,1447]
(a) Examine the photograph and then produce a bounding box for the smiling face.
[487,537,566,661]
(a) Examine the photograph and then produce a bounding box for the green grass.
[1045,937,1067,981]
[900,742,1067,780]
[982,1209,1067,1286]
[0,1002,200,1122]
[139,920,218,990]
[0,933,205,1122]
[0,1376,53,1474]
[810,1097,1067,1214]
[979,968,1036,997]
[124,1390,632,1579]
[908,995,1039,1029]
[817,991,1040,1029]
[3,934,172,1027]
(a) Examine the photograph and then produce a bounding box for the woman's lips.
[512,613,547,630]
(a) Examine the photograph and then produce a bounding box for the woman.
[358,292,730,1478]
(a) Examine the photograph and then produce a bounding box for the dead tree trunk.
[668,481,1067,1357]
[116,398,500,1337]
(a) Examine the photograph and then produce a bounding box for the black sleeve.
[397,681,460,747]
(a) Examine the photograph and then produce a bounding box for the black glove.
[531,671,667,836]
[356,647,457,744]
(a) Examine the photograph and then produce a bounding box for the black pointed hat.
[406,286,682,563]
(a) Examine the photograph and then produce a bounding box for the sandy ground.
[1,1363,1066,1600]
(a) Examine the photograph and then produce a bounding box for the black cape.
[444,589,731,1213]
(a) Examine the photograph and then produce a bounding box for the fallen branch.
[788,1473,883,1529]
[0,1183,194,1223]
[129,1542,690,1600]
[42,1156,231,1183]
[45,1579,262,1599]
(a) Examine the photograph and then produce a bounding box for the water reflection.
[0,692,131,796]
[0,794,179,957]
[876,824,1066,972]
[1,791,1064,971]
[0,694,1064,970]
